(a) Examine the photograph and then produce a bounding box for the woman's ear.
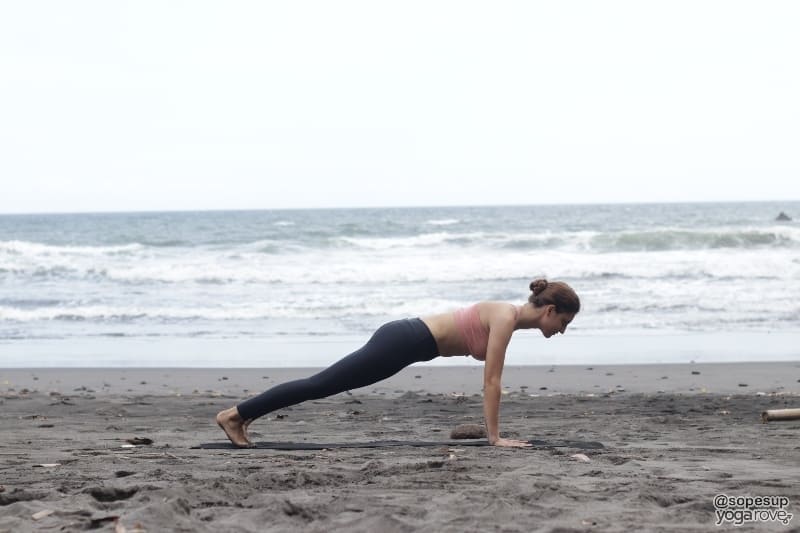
[546,304,556,316]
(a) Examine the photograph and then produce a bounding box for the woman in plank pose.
[217,279,580,448]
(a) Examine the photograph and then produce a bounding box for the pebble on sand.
[32,509,55,521]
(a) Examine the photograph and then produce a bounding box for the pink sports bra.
[453,304,519,361]
[454,304,518,361]
[454,304,487,360]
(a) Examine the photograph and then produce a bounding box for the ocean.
[1,202,799,367]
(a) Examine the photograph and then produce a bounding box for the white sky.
[1,1,799,214]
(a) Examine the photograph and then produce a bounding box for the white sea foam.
[337,232,466,250]
[0,240,144,257]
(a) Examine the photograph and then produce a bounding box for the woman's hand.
[490,437,532,448]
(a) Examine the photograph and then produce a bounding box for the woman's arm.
[483,305,532,448]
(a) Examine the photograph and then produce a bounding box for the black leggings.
[236,318,440,421]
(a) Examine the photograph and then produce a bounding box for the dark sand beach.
[1,363,799,532]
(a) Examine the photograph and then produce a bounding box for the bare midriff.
[420,312,472,358]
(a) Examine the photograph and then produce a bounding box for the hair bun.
[530,279,548,296]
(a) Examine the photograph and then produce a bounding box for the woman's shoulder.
[475,300,517,310]
[476,301,518,321]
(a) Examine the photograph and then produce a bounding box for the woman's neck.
[515,303,546,330]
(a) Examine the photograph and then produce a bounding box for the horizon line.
[1,198,798,217]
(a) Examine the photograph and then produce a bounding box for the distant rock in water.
[775,212,792,221]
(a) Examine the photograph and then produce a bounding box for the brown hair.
[528,279,580,314]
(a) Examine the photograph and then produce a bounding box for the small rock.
[570,453,591,463]
[691,371,700,375]
[776,211,792,221]
[125,437,153,446]
[738,383,748,387]
[450,423,486,439]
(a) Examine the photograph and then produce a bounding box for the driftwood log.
[760,408,800,423]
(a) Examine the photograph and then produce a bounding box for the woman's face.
[540,307,575,338]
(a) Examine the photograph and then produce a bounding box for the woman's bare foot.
[216,407,255,448]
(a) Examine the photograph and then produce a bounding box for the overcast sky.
[1,1,798,214]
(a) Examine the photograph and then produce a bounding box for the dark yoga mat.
[193,439,605,450]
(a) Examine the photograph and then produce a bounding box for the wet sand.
[1,363,799,532]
